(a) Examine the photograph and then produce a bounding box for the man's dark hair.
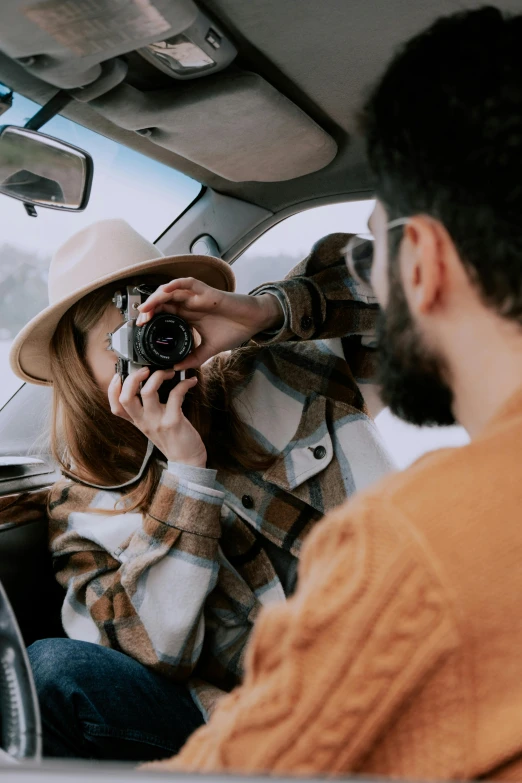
[362,6,522,322]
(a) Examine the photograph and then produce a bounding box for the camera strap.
[62,439,156,491]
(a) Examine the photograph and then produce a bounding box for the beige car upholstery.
[0,0,337,182]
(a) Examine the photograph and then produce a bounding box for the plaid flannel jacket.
[48,233,395,717]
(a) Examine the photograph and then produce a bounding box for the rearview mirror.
[0,125,93,212]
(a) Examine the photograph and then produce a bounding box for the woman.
[11,218,394,761]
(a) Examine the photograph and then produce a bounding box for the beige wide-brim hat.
[10,218,235,385]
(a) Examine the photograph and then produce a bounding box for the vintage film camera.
[108,284,193,403]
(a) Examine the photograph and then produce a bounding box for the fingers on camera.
[117,368,149,419]
[166,376,198,411]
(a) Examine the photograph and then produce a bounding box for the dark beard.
[376,266,455,427]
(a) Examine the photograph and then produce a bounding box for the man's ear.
[400,216,447,316]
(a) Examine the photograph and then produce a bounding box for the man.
[144,6,522,779]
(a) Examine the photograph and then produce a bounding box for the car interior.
[0,0,519,777]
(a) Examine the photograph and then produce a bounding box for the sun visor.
[82,72,337,182]
[0,0,200,89]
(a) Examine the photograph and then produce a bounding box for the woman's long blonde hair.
[49,276,274,513]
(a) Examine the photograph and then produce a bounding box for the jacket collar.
[233,361,307,457]
[262,395,333,492]
[234,371,346,513]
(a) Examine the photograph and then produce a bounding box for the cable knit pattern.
[359,648,469,779]
[146,387,522,778]
[147,495,460,775]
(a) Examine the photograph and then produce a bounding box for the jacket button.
[300,315,313,331]
[313,445,327,460]
[242,494,254,509]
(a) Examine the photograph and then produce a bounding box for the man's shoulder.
[373,442,467,497]
[361,441,473,517]
[349,432,508,551]
[299,445,467,626]
[297,443,474,621]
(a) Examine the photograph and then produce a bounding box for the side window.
[0,85,200,411]
[232,200,373,293]
[232,200,470,467]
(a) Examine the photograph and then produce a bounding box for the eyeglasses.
[344,217,409,289]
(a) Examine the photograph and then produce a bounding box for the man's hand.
[136,278,284,370]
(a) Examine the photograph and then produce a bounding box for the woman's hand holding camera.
[136,278,284,370]
[108,368,207,468]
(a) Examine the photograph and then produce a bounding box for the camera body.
[108,284,193,402]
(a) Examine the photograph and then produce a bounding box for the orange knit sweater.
[148,388,522,780]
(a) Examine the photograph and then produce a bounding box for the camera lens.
[135,313,193,367]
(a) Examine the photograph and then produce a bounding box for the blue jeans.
[28,638,205,761]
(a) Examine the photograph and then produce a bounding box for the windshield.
[0,86,201,408]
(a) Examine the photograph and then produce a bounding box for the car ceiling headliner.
[0,0,520,214]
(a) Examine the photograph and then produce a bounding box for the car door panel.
[0,460,64,645]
